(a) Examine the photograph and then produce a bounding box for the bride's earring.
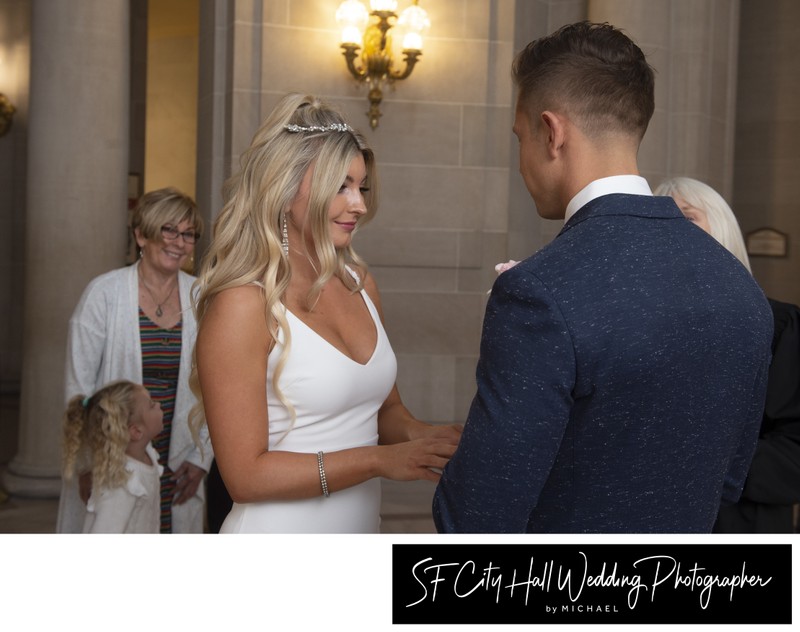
[281,212,289,256]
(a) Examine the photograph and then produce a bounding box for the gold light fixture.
[0,92,14,137]
[336,0,430,129]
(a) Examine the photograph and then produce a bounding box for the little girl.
[62,380,164,533]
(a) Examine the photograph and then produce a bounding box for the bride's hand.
[378,437,458,483]
[408,421,463,445]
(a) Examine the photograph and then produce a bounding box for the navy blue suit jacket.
[433,194,773,533]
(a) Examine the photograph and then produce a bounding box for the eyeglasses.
[160,225,199,244]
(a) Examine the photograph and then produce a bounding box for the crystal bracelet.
[317,451,330,498]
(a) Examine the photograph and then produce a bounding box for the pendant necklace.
[139,269,176,318]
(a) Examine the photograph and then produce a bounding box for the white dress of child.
[220,273,397,533]
[83,443,163,533]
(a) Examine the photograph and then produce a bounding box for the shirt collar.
[564,175,653,223]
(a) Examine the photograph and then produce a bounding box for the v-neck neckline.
[284,289,379,366]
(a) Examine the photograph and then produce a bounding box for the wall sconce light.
[336,0,430,129]
[0,93,14,137]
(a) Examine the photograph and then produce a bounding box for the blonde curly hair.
[189,93,377,443]
[62,380,141,491]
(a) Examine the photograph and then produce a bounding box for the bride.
[191,93,462,533]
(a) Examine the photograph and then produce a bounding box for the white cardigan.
[56,261,212,533]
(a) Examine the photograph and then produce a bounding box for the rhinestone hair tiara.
[284,123,353,133]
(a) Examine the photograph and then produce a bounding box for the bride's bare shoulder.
[201,285,268,333]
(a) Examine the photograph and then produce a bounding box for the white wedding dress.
[220,275,397,533]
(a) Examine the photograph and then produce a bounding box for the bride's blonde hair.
[189,93,378,442]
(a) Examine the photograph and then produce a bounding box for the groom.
[432,22,773,533]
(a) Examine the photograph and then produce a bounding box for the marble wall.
[589,0,741,199]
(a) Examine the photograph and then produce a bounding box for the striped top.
[139,308,182,533]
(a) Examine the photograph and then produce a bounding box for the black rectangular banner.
[392,544,792,625]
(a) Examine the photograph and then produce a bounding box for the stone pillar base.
[1,465,61,499]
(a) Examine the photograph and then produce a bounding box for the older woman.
[655,176,800,533]
[56,187,212,533]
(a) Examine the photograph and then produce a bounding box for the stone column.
[2,0,130,497]
[195,0,233,245]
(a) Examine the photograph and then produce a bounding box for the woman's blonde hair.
[131,186,204,242]
[654,176,752,272]
[62,380,141,491]
[189,93,378,441]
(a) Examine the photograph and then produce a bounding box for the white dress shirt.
[565,175,653,223]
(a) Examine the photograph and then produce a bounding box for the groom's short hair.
[512,21,655,141]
